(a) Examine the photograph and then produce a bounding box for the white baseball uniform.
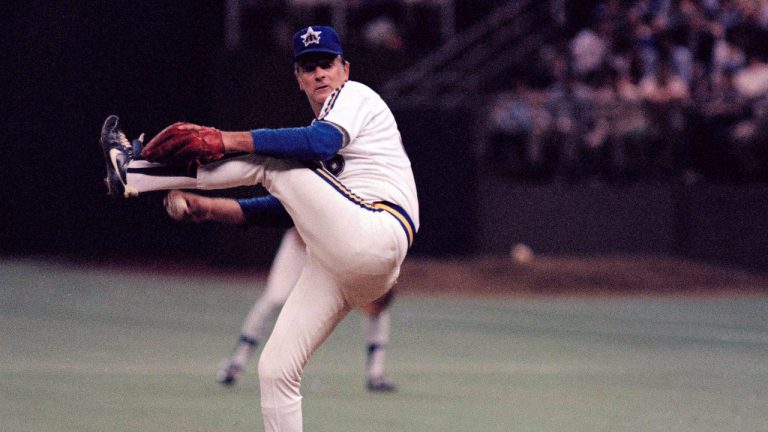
[124,80,418,432]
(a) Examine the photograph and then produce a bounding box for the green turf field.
[2,258,767,432]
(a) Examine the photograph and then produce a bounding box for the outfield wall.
[396,110,768,273]
[473,180,768,272]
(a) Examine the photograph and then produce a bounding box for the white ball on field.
[166,195,189,220]
[511,243,534,264]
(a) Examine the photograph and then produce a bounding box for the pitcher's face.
[295,54,350,114]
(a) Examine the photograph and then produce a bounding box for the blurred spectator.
[639,59,689,103]
[348,0,406,48]
[690,67,749,180]
[614,53,643,101]
[362,17,404,49]
[760,1,768,29]
[483,0,768,183]
[486,82,534,177]
[714,40,743,76]
[733,54,768,99]
[638,59,690,179]
[569,22,609,78]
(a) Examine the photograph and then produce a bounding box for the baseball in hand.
[165,194,189,220]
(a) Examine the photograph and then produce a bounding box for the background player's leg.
[258,255,350,432]
[240,228,306,348]
[220,228,307,384]
[360,290,397,391]
[363,309,390,380]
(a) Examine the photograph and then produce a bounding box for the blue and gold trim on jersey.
[318,83,345,120]
[304,161,415,247]
[371,201,415,248]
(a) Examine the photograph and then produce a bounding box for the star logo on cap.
[300,26,322,47]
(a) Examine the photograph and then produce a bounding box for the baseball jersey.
[317,80,420,231]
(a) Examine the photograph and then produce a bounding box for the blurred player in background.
[162,190,398,392]
[99,25,418,432]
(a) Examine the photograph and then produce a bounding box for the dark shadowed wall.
[3,2,766,274]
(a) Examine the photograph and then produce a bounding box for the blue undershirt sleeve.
[236,195,294,228]
[250,120,344,160]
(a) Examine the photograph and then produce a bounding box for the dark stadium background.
[4,1,767,273]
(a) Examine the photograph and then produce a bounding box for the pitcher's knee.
[258,351,302,389]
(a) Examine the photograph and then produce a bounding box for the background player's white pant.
[239,228,305,344]
[127,155,408,432]
[363,307,390,378]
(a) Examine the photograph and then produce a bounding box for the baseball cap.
[292,26,343,60]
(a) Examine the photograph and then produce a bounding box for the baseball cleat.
[131,134,145,158]
[366,376,397,392]
[100,115,139,198]
[216,359,243,386]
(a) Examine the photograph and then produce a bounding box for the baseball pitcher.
[98,25,418,432]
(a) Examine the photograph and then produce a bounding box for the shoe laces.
[117,131,135,157]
